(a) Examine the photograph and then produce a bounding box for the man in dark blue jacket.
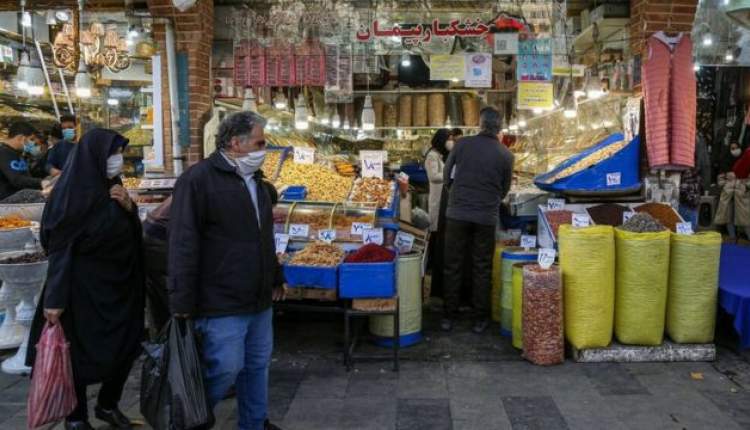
[168,111,284,430]
[0,121,42,200]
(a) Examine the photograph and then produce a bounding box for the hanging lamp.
[361,95,375,131]
[74,57,93,98]
[294,93,309,130]
[332,111,341,128]
[242,87,257,112]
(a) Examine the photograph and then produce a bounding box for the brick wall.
[148,0,213,174]
[630,0,699,55]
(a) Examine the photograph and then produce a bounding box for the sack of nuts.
[522,264,564,366]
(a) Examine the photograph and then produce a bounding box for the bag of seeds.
[667,232,722,344]
[491,245,505,323]
[522,264,564,365]
[558,225,615,349]
[614,228,670,345]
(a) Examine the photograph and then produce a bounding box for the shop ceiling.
[0,0,148,11]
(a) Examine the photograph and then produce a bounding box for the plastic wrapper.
[558,225,615,349]
[384,104,398,127]
[522,264,564,366]
[373,98,385,127]
[614,228,670,345]
[667,232,722,343]
[501,248,537,334]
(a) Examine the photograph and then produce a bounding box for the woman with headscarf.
[425,129,451,299]
[715,142,750,240]
[26,129,144,430]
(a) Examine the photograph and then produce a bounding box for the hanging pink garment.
[642,32,696,170]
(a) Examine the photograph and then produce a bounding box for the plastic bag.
[559,225,615,349]
[667,232,722,343]
[614,228,670,345]
[512,262,535,349]
[27,323,77,429]
[140,325,171,430]
[522,264,564,366]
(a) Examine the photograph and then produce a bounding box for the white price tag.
[362,228,384,245]
[351,222,373,236]
[676,222,694,235]
[318,229,336,242]
[547,198,566,211]
[396,231,415,254]
[606,172,622,186]
[623,211,635,223]
[274,233,290,253]
[538,248,556,269]
[572,214,591,228]
[508,229,522,238]
[288,224,310,238]
[293,147,315,164]
[360,150,386,179]
[520,235,537,250]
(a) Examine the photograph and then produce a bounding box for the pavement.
[2,307,750,430]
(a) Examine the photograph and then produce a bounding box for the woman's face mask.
[106,153,124,178]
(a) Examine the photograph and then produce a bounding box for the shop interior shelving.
[573,18,630,54]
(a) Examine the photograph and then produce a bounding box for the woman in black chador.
[27,129,144,430]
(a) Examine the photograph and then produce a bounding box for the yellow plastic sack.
[512,263,533,349]
[559,225,615,349]
[614,228,670,345]
[491,245,504,323]
[667,232,722,344]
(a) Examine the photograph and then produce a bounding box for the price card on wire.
[288,224,310,238]
[274,233,290,253]
[293,147,315,164]
[396,231,415,254]
[547,198,566,211]
[351,222,373,236]
[676,222,694,235]
[538,248,556,269]
[572,214,591,228]
[360,150,387,178]
[318,229,336,243]
[623,211,635,223]
[521,235,537,250]
[362,228,384,245]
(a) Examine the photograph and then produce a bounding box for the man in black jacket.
[0,121,43,200]
[168,111,284,430]
[442,107,514,334]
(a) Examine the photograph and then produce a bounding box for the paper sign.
[293,147,315,164]
[464,53,492,88]
[508,229,522,239]
[360,150,386,178]
[521,235,537,250]
[676,222,694,235]
[351,222,373,235]
[362,228,384,245]
[494,33,519,55]
[429,55,466,81]
[318,229,336,242]
[623,211,635,223]
[547,198,565,211]
[606,172,622,186]
[396,231,415,254]
[288,224,310,238]
[552,64,585,77]
[538,248,556,269]
[517,81,554,110]
[572,214,591,228]
[274,233,290,253]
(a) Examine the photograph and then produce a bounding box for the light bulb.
[343,119,350,130]
[74,58,93,98]
[518,120,527,128]
[273,92,288,110]
[294,95,309,130]
[586,89,604,99]
[724,0,730,5]
[107,98,119,106]
[126,39,134,47]
[501,128,509,133]
[451,78,459,83]
[320,117,330,125]
[694,64,701,72]
[532,108,543,114]
[128,26,139,38]
[725,50,734,62]
[563,109,577,119]
[332,113,341,128]
[702,34,713,47]
[21,12,31,27]
[509,123,519,132]
[401,54,411,67]
[573,90,586,98]
[361,95,375,131]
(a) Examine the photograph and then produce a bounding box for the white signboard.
[572,214,591,228]
[494,33,519,55]
[464,53,492,88]
[521,235,537,250]
[360,150,387,178]
[606,172,622,187]
[538,248,556,269]
[288,224,310,238]
[274,233,290,253]
[318,229,336,242]
[396,231,415,254]
[362,227,384,245]
[676,222,694,235]
[293,147,315,164]
[351,222,373,236]
[623,211,635,223]
[547,198,565,211]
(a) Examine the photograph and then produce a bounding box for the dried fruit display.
[522,264,564,366]
[0,215,31,229]
[634,202,681,232]
[262,150,284,180]
[620,212,666,233]
[333,211,376,241]
[586,203,629,226]
[289,211,331,230]
[541,139,628,184]
[288,241,344,267]
[0,190,45,204]
[349,178,393,209]
[0,251,46,264]
[544,210,573,239]
[276,160,353,202]
[334,161,356,177]
[122,177,141,189]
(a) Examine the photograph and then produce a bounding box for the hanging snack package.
[522,264,564,366]
[614,228,670,345]
[558,225,615,349]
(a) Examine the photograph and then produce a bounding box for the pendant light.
[14,50,32,92]
[331,111,341,128]
[273,90,288,110]
[25,52,46,97]
[361,94,375,131]
[294,93,309,130]
[242,87,257,112]
[74,57,93,98]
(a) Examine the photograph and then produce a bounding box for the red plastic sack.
[27,323,77,429]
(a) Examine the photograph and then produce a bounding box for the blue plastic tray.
[339,259,396,298]
[534,133,641,195]
[283,263,338,289]
[282,185,307,201]
[376,181,400,219]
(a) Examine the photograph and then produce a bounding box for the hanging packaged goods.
[294,40,326,86]
[266,42,297,87]
[234,40,267,88]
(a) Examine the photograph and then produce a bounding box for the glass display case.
[332,203,377,242]
[287,202,336,241]
[274,201,377,243]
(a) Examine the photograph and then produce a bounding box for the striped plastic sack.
[27,323,77,429]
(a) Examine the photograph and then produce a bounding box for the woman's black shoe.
[265,420,284,430]
[64,421,94,430]
[94,405,133,429]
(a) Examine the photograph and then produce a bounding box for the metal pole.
[34,41,60,120]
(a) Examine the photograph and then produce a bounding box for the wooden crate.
[286,287,338,302]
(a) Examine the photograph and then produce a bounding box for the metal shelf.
[352,88,514,95]
[573,18,630,54]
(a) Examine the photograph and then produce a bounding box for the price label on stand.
[293,147,315,164]
[288,224,310,238]
[362,228,384,245]
[547,198,566,211]
[623,211,635,223]
[520,235,537,250]
[606,172,622,186]
[396,231,415,254]
[538,248,556,269]
[572,214,591,228]
[318,229,336,243]
[351,222,373,236]
[360,150,387,178]
[676,222,694,235]
[274,233,290,253]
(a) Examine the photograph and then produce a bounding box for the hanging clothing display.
[642,32,696,170]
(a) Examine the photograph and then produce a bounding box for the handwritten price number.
[547,198,565,211]
[274,234,290,253]
[520,235,537,250]
[362,228,384,245]
[360,151,386,179]
[538,248,556,270]
[293,147,315,164]
[676,222,694,235]
[572,214,591,228]
[351,222,373,236]
[623,211,635,223]
[318,229,336,243]
[606,172,622,187]
[396,231,415,253]
[288,224,310,238]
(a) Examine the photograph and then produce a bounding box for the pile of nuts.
[0,215,31,230]
[289,211,330,230]
[0,252,46,264]
[634,202,681,232]
[544,210,573,239]
[276,161,353,202]
[122,177,141,189]
[288,242,344,267]
[349,178,393,208]
[542,139,628,184]
[262,151,283,180]
[522,265,564,366]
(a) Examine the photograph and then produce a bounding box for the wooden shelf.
[573,18,630,54]
[352,88,514,95]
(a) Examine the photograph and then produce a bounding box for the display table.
[719,244,750,350]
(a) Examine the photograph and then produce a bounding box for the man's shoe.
[64,421,94,430]
[440,318,453,332]
[94,405,132,429]
[265,419,284,430]
[472,319,490,334]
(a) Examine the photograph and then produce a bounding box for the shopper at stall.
[46,114,78,176]
[715,142,750,240]
[0,121,43,200]
[442,107,514,334]
[28,131,50,179]
[142,196,172,337]
[169,111,285,430]
[26,129,143,430]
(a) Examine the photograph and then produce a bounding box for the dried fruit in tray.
[634,202,681,232]
[349,178,393,209]
[261,151,283,180]
[586,203,629,226]
[288,242,344,267]
[541,139,628,184]
[276,160,353,202]
[0,214,31,229]
[289,211,330,231]
[0,251,46,264]
[544,210,573,239]
[620,212,666,233]
[122,177,141,189]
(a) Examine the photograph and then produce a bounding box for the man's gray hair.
[479,107,502,136]
[216,111,267,150]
